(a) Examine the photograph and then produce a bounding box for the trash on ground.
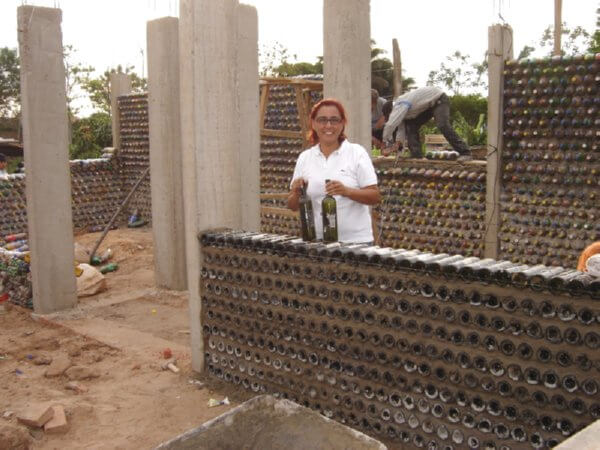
[207,397,230,408]
[99,262,118,274]
[160,358,179,373]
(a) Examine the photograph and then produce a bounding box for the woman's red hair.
[307,98,347,146]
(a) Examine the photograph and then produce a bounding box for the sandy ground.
[0,228,253,450]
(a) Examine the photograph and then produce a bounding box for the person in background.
[288,98,381,243]
[0,153,8,177]
[380,100,397,156]
[383,86,472,161]
[371,88,387,148]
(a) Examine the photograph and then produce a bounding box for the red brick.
[17,403,54,428]
[44,405,68,434]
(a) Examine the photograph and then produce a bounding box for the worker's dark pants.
[405,94,470,157]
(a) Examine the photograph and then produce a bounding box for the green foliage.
[259,42,297,77]
[81,65,147,115]
[427,50,487,95]
[0,47,20,118]
[6,157,22,174]
[275,59,323,77]
[448,94,487,126]
[517,45,536,60]
[452,112,487,146]
[69,112,112,160]
[371,40,415,98]
[371,40,393,97]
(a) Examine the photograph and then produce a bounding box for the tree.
[426,50,487,95]
[518,17,597,58]
[587,6,600,54]
[0,45,98,121]
[81,65,147,115]
[274,58,323,77]
[69,112,111,160]
[517,45,536,60]
[370,40,417,98]
[259,42,297,77]
[63,45,94,119]
[260,40,415,98]
[538,24,591,56]
[0,47,20,118]
[370,41,392,96]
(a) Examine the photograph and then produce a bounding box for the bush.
[69,112,112,160]
[449,94,487,125]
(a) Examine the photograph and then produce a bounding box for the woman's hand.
[327,180,381,205]
[325,179,349,197]
[287,177,306,211]
[290,177,306,194]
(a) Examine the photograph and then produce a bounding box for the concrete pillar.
[323,0,371,150]
[179,0,243,372]
[484,24,513,259]
[147,17,187,290]
[109,73,132,149]
[17,6,77,313]
[237,5,260,232]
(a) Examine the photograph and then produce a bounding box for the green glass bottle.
[322,179,338,242]
[100,262,119,274]
[298,183,316,241]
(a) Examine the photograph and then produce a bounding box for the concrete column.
[109,73,132,149]
[180,0,242,372]
[147,17,187,290]
[323,0,371,150]
[17,6,76,313]
[237,5,260,232]
[484,24,513,259]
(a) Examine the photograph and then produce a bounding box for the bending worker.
[383,86,471,161]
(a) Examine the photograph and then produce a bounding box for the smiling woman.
[287,98,381,243]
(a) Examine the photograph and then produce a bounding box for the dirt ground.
[0,228,252,450]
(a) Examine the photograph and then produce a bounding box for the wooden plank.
[485,24,513,259]
[260,76,323,88]
[554,0,562,56]
[392,38,402,98]
[261,206,297,218]
[259,84,270,130]
[260,192,288,200]
[261,129,304,139]
[424,134,448,145]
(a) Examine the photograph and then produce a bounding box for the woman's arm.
[326,181,381,206]
[287,177,305,211]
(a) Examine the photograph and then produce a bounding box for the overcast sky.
[0,0,596,114]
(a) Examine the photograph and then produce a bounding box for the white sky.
[0,0,596,114]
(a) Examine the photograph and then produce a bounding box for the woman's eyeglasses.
[315,116,342,125]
